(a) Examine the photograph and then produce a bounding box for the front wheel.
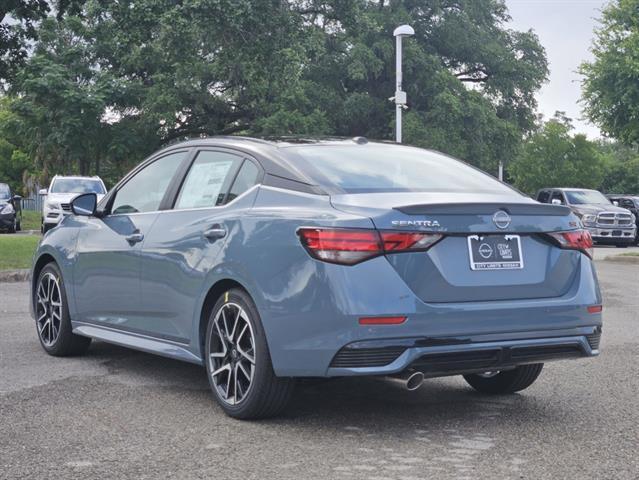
[34,262,92,356]
[204,288,294,419]
[463,364,543,394]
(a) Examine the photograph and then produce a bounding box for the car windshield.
[286,144,514,194]
[565,190,610,205]
[0,184,10,199]
[50,178,105,194]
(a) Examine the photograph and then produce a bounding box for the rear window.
[285,144,513,194]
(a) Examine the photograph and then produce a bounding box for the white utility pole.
[393,25,414,143]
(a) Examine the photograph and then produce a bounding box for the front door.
[73,150,189,331]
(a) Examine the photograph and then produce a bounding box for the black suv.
[536,188,636,247]
[0,183,22,233]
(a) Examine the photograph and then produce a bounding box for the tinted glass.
[227,160,260,203]
[175,151,240,209]
[286,144,514,194]
[564,190,609,205]
[537,191,550,203]
[50,178,105,194]
[0,184,10,199]
[551,191,564,204]
[112,152,186,214]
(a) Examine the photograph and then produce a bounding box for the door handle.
[125,232,144,244]
[203,226,227,241]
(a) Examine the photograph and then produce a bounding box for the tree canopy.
[509,113,606,195]
[580,0,639,144]
[3,0,549,185]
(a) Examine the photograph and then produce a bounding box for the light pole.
[393,24,414,143]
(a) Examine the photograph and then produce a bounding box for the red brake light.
[547,229,593,258]
[587,305,602,314]
[359,316,406,325]
[297,228,443,265]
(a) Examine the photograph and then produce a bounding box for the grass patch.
[0,235,40,270]
[619,252,639,257]
[20,210,41,231]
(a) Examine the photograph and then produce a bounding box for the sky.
[505,0,607,138]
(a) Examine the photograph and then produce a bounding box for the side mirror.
[551,198,563,205]
[71,193,97,217]
[39,188,48,196]
[612,201,619,206]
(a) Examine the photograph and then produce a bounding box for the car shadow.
[84,340,566,430]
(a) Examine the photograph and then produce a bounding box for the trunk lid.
[331,192,582,303]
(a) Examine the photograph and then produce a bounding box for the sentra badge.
[391,220,441,228]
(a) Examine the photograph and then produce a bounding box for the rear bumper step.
[328,327,600,377]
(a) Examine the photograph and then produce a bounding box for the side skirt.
[73,322,203,366]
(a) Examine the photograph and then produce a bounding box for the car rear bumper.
[259,253,602,377]
[327,326,601,376]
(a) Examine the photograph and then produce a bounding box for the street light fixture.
[392,25,414,143]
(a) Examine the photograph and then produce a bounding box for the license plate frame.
[467,234,524,271]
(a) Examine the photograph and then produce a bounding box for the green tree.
[580,0,639,144]
[509,113,605,195]
[8,0,549,179]
[0,0,86,81]
[598,142,639,194]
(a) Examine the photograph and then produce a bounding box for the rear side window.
[285,144,514,194]
[174,151,241,209]
[227,160,260,203]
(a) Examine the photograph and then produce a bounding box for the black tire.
[463,364,543,394]
[8,217,16,233]
[34,262,91,356]
[204,288,294,419]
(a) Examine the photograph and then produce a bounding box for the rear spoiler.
[394,203,572,216]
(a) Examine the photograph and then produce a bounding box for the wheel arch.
[31,253,57,309]
[198,278,248,359]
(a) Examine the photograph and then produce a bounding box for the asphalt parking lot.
[1,255,637,479]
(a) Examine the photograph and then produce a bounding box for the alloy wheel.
[208,302,256,405]
[36,272,63,346]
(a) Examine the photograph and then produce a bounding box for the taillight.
[547,229,594,258]
[297,228,443,265]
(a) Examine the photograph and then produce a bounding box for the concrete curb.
[603,255,639,264]
[0,269,30,283]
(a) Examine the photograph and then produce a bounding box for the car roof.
[147,136,391,192]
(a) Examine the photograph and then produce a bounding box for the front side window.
[550,191,565,204]
[174,151,241,210]
[112,151,186,215]
[51,178,106,194]
[537,191,550,203]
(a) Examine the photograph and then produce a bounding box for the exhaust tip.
[405,371,425,391]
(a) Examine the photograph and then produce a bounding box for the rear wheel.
[204,288,294,419]
[463,364,543,394]
[34,262,91,356]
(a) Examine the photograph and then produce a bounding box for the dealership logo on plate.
[492,211,511,229]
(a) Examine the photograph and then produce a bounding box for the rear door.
[73,150,188,329]
[137,149,262,341]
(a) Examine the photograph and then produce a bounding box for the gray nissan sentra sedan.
[30,137,602,419]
